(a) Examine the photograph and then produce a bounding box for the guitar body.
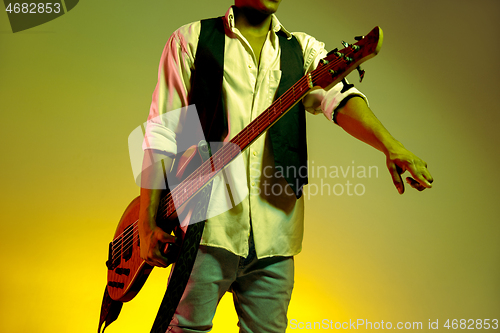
[107,196,152,302]
[106,145,204,302]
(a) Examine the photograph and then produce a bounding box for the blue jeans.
[167,233,294,333]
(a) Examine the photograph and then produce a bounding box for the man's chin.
[254,0,282,15]
[263,0,281,11]
[235,0,282,16]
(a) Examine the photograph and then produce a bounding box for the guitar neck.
[160,76,312,220]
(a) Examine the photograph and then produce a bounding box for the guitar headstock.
[311,26,383,90]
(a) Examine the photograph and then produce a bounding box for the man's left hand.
[386,146,434,194]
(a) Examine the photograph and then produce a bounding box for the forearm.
[138,150,177,267]
[139,188,162,230]
[139,150,173,229]
[335,96,433,193]
[335,96,403,157]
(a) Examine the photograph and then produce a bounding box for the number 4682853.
[5,3,61,14]
[443,319,499,330]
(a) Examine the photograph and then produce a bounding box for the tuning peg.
[327,48,338,56]
[354,35,364,41]
[341,40,349,48]
[356,66,365,82]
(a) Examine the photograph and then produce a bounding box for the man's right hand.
[138,218,176,268]
[138,149,176,268]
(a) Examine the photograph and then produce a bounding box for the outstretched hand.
[386,146,433,194]
[334,97,434,194]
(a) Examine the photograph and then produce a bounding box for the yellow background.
[1,0,499,332]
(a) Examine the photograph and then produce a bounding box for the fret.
[247,127,252,146]
[209,155,215,172]
[214,154,222,173]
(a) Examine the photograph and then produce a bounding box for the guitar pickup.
[115,268,131,276]
[108,281,125,289]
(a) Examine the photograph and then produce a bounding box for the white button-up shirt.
[143,7,366,259]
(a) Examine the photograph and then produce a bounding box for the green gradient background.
[1,1,499,332]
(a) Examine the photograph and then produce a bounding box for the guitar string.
[110,220,139,261]
[110,49,362,257]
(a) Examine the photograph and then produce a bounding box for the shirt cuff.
[320,80,368,124]
[142,121,178,155]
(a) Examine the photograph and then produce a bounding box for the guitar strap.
[150,142,214,333]
[98,287,122,332]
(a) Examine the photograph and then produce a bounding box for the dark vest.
[189,17,308,198]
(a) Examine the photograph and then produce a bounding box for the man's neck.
[233,6,273,38]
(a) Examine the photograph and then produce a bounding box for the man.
[138,0,433,332]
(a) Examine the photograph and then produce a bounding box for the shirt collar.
[224,6,292,39]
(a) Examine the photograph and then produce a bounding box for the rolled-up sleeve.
[320,81,367,124]
[142,121,178,155]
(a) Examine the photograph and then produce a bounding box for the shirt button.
[253,151,257,156]
[248,64,252,69]
[251,182,255,186]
